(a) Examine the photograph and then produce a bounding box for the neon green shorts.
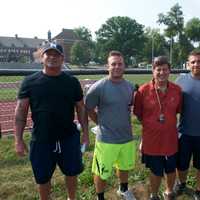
[92,140,136,180]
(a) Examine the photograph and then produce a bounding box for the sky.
[1,0,200,40]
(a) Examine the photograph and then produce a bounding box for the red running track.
[0,79,96,136]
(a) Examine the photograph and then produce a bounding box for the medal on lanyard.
[155,88,165,123]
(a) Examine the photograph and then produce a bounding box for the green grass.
[0,74,177,101]
[0,88,17,101]
[0,73,195,200]
[0,122,146,200]
[0,120,197,200]
[0,76,23,82]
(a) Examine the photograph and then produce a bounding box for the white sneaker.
[117,189,137,200]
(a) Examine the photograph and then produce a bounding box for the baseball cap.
[41,42,64,55]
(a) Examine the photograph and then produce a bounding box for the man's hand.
[81,132,90,147]
[15,140,28,157]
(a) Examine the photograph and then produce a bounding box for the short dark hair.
[152,56,171,69]
[107,50,123,59]
[188,50,200,59]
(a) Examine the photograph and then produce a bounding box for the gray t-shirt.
[85,77,134,144]
[176,73,200,136]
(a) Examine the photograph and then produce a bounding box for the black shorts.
[177,134,200,171]
[142,153,177,176]
[30,131,84,184]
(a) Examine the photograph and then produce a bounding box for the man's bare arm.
[75,100,89,145]
[86,108,98,125]
[14,98,29,156]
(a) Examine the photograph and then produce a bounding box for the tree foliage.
[157,3,191,67]
[70,27,94,66]
[142,28,168,63]
[74,26,93,47]
[185,18,200,43]
[157,3,184,38]
[95,16,145,65]
[68,5,199,67]
[70,41,91,66]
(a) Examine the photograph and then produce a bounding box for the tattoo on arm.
[14,99,29,141]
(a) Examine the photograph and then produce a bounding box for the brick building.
[53,28,79,63]
[0,34,44,63]
[0,29,79,64]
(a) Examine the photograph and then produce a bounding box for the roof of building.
[53,29,79,42]
[0,35,45,48]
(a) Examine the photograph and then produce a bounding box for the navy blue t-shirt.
[18,71,83,142]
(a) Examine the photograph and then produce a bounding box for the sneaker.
[117,189,137,200]
[174,182,187,195]
[174,182,193,196]
[149,194,160,200]
[162,192,175,200]
[193,190,200,200]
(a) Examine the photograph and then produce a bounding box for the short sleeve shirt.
[18,71,83,142]
[85,77,134,144]
[134,80,182,156]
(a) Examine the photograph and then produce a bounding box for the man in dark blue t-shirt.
[175,50,200,199]
[14,42,89,200]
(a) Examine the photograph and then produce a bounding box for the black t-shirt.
[18,71,83,142]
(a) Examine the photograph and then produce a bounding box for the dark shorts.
[177,134,200,171]
[142,153,177,176]
[30,131,84,184]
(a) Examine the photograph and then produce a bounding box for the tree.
[185,18,200,46]
[157,3,184,38]
[95,16,145,65]
[74,26,93,47]
[157,3,190,67]
[143,28,168,63]
[70,27,94,66]
[70,41,91,66]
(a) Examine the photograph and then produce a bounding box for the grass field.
[0,74,177,101]
[0,73,196,200]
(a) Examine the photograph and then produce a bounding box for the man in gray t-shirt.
[175,50,200,199]
[85,51,136,200]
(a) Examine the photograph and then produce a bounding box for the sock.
[120,182,128,192]
[195,190,200,195]
[180,182,186,188]
[97,192,105,200]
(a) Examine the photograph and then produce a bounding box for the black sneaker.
[174,182,188,195]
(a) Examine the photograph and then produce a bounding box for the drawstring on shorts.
[53,141,61,153]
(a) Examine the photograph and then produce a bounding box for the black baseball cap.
[41,42,64,55]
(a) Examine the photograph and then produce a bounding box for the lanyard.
[155,87,163,114]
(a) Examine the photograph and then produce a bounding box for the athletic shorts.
[92,140,136,180]
[142,153,177,176]
[177,134,200,171]
[30,131,83,184]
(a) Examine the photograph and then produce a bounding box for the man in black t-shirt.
[14,42,89,200]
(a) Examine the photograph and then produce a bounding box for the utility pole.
[169,36,173,64]
[152,35,154,62]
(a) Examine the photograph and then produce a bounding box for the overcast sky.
[1,0,200,39]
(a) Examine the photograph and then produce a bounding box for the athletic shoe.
[162,192,176,200]
[117,189,137,200]
[193,190,200,200]
[149,194,160,200]
[174,182,193,196]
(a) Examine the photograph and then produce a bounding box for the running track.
[0,79,96,136]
